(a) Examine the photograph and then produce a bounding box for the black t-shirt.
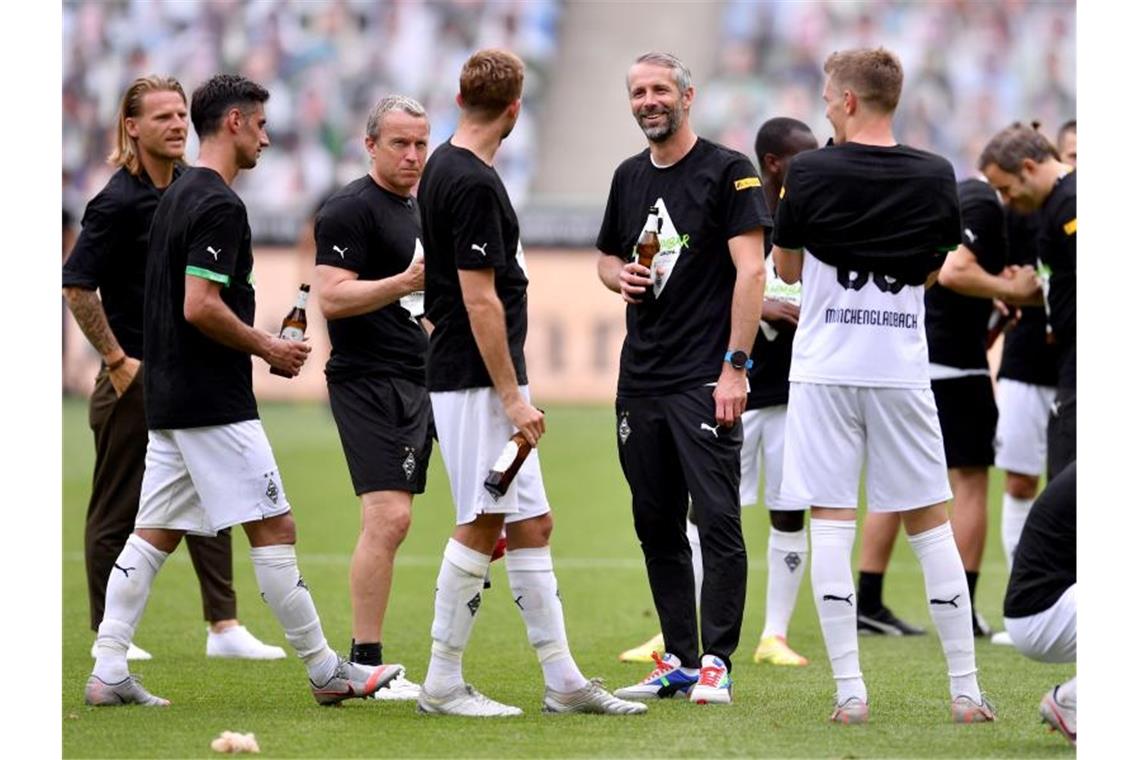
[1003,461,1076,618]
[998,210,1059,386]
[924,179,1007,370]
[1038,171,1077,391]
[62,165,185,359]
[773,142,960,285]
[419,141,528,392]
[596,138,770,397]
[314,175,428,384]
[746,207,793,410]
[143,167,258,429]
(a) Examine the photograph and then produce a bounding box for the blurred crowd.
[62,0,562,239]
[697,0,1075,176]
[62,1,1074,240]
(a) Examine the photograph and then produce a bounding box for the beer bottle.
[985,302,1015,349]
[636,206,660,271]
[483,431,533,499]
[270,283,309,378]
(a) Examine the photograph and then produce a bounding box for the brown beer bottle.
[636,206,660,270]
[985,301,1015,349]
[483,431,533,499]
[270,283,309,378]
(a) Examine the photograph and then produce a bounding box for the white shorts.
[1004,584,1076,664]
[994,379,1057,476]
[429,386,551,526]
[739,406,803,510]
[135,420,291,536]
[781,383,952,511]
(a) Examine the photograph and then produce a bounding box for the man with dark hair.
[598,52,768,706]
[63,75,282,663]
[980,123,1076,480]
[85,74,402,707]
[313,95,432,700]
[771,47,992,724]
[1003,461,1076,746]
[417,50,644,717]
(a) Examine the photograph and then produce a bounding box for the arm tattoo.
[63,287,123,359]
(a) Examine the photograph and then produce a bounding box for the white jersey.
[789,252,931,389]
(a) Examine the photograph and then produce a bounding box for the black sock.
[350,639,382,666]
[965,571,979,605]
[858,572,884,613]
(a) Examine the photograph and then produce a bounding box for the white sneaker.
[543,679,648,715]
[990,631,1015,646]
[90,641,152,661]
[372,668,421,701]
[417,683,522,717]
[206,625,287,660]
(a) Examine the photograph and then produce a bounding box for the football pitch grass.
[62,399,1075,758]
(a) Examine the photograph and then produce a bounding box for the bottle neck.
[294,289,310,310]
[643,214,658,233]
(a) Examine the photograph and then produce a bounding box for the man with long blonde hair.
[63,75,284,664]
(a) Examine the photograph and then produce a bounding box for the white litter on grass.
[210,731,260,753]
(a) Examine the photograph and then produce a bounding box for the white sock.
[810,519,866,703]
[1001,494,1033,568]
[686,516,704,598]
[424,539,491,695]
[906,522,981,701]
[506,546,588,692]
[762,527,808,639]
[249,544,337,685]
[93,534,167,683]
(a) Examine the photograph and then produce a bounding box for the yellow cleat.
[753,635,808,666]
[619,633,664,663]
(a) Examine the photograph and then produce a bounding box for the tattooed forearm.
[63,286,123,359]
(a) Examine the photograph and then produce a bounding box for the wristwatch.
[725,350,753,371]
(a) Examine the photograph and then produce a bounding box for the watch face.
[730,350,748,369]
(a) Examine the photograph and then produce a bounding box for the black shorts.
[1046,386,1076,482]
[931,375,997,469]
[328,375,433,495]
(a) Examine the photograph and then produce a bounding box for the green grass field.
[62,399,1075,758]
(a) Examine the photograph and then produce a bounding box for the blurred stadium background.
[61,0,1076,401]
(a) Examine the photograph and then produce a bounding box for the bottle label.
[281,326,304,342]
[295,290,309,309]
[400,290,425,319]
[491,440,519,472]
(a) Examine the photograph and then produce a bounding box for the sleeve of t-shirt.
[771,159,806,250]
[185,197,247,286]
[936,163,962,252]
[719,155,772,239]
[314,196,369,274]
[61,187,118,290]
[1051,190,1077,265]
[450,179,505,270]
[959,191,1007,272]
[595,169,628,259]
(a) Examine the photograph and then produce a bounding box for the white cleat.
[90,641,152,661]
[372,668,421,701]
[990,631,1015,646]
[543,679,648,715]
[417,683,523,717]
[206,625,287,660]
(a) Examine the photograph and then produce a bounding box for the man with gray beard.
[596,52,768,705]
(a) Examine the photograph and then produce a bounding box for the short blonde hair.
[823,48,903,114]
[108,75,186,175]
[459,49,524,117]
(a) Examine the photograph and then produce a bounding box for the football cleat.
[613,651,699,700]
[310,659,400,706]
[1039,686,1075,745]
[830,696,869,724]
[206,625,286,660]
[618,633,665,663]
[417,683,522,717]
[990,631,1015,646]
[84,674,169,707]
[952,694,996,723]
[752,635,808,666]
[857,606,926,636]
[543,678,647,715]
[689,655,732,704]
